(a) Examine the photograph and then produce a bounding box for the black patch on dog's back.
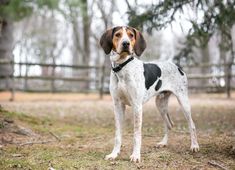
[143,63,161,90]
[155,80,162,91]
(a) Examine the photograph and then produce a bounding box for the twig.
[143,134,155,137]
[208,160,228,170]
[49,131,61,141]
[19,140,54,146]
[12,153,23,157]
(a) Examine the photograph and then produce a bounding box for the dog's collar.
[112,56,134,73]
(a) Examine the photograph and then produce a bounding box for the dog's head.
[100,26,146,58]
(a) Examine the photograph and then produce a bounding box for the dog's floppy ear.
[133,28,146,56]
[100,28,113,54]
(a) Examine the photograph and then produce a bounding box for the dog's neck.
[110,51,135,73]
[110,51,133,65]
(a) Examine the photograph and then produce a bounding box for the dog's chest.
[115,72,134,105]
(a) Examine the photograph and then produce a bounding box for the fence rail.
[16,62,101,69]
[182,62,235,68]
[0,59,234,101]
[188,74,235,79]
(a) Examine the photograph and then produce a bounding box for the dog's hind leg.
[155,91,173,147]
[175,91,199,152]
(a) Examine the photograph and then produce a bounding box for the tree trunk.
[81,0,90,64]
[0,18,14,90]
[80,0,90,90]
[200,45,210,87]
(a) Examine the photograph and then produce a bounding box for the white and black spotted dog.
[100,26,199,163]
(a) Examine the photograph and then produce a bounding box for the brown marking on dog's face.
[100,26,146,57]
[126,27,136,53]
[112,27,137,59]
[112,28,123,53]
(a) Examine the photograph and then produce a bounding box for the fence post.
[225,40,235,98]
[99,64,105,99]
[225,65,231,98]
[24,56,29,91]
[225,56,235,98]
[51,63,56,93]
[10,59,15,101]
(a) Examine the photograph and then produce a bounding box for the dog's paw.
[156,141,167,148]
[130,153,141,163]
[191,144,199,152]
[105,153,118,161]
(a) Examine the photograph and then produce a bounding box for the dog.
[100,26,199,163]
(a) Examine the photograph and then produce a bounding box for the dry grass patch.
[0,92,234,169]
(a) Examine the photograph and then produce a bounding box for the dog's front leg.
[105,100,125,160]
[130,104,142,163]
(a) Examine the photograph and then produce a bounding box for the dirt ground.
[0,92,234,170]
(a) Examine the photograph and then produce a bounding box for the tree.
[0,0,59,89]
[126,0,235,98]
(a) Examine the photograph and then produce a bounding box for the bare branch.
[124,0,133,11]
[208,160,228,170]
[19,140,55,146]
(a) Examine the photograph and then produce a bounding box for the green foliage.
[128,0,192,32]
[36,0,59,10]
[0,0,59,21]
[65,0,81,7]
[0,0,33,21]
[127,0,235,62]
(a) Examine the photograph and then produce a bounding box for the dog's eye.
[129,33,134,38]
[115,33,121,37]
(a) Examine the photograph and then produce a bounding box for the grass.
[0,92,235,169]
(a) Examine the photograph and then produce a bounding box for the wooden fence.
[182,62,235,98]
[0,59,234,101]
[0,59,106,100]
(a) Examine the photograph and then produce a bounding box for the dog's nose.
[122,41,130,48]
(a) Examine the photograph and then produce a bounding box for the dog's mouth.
[120,48,131,54]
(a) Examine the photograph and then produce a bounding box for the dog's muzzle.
[121,41,131,53]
